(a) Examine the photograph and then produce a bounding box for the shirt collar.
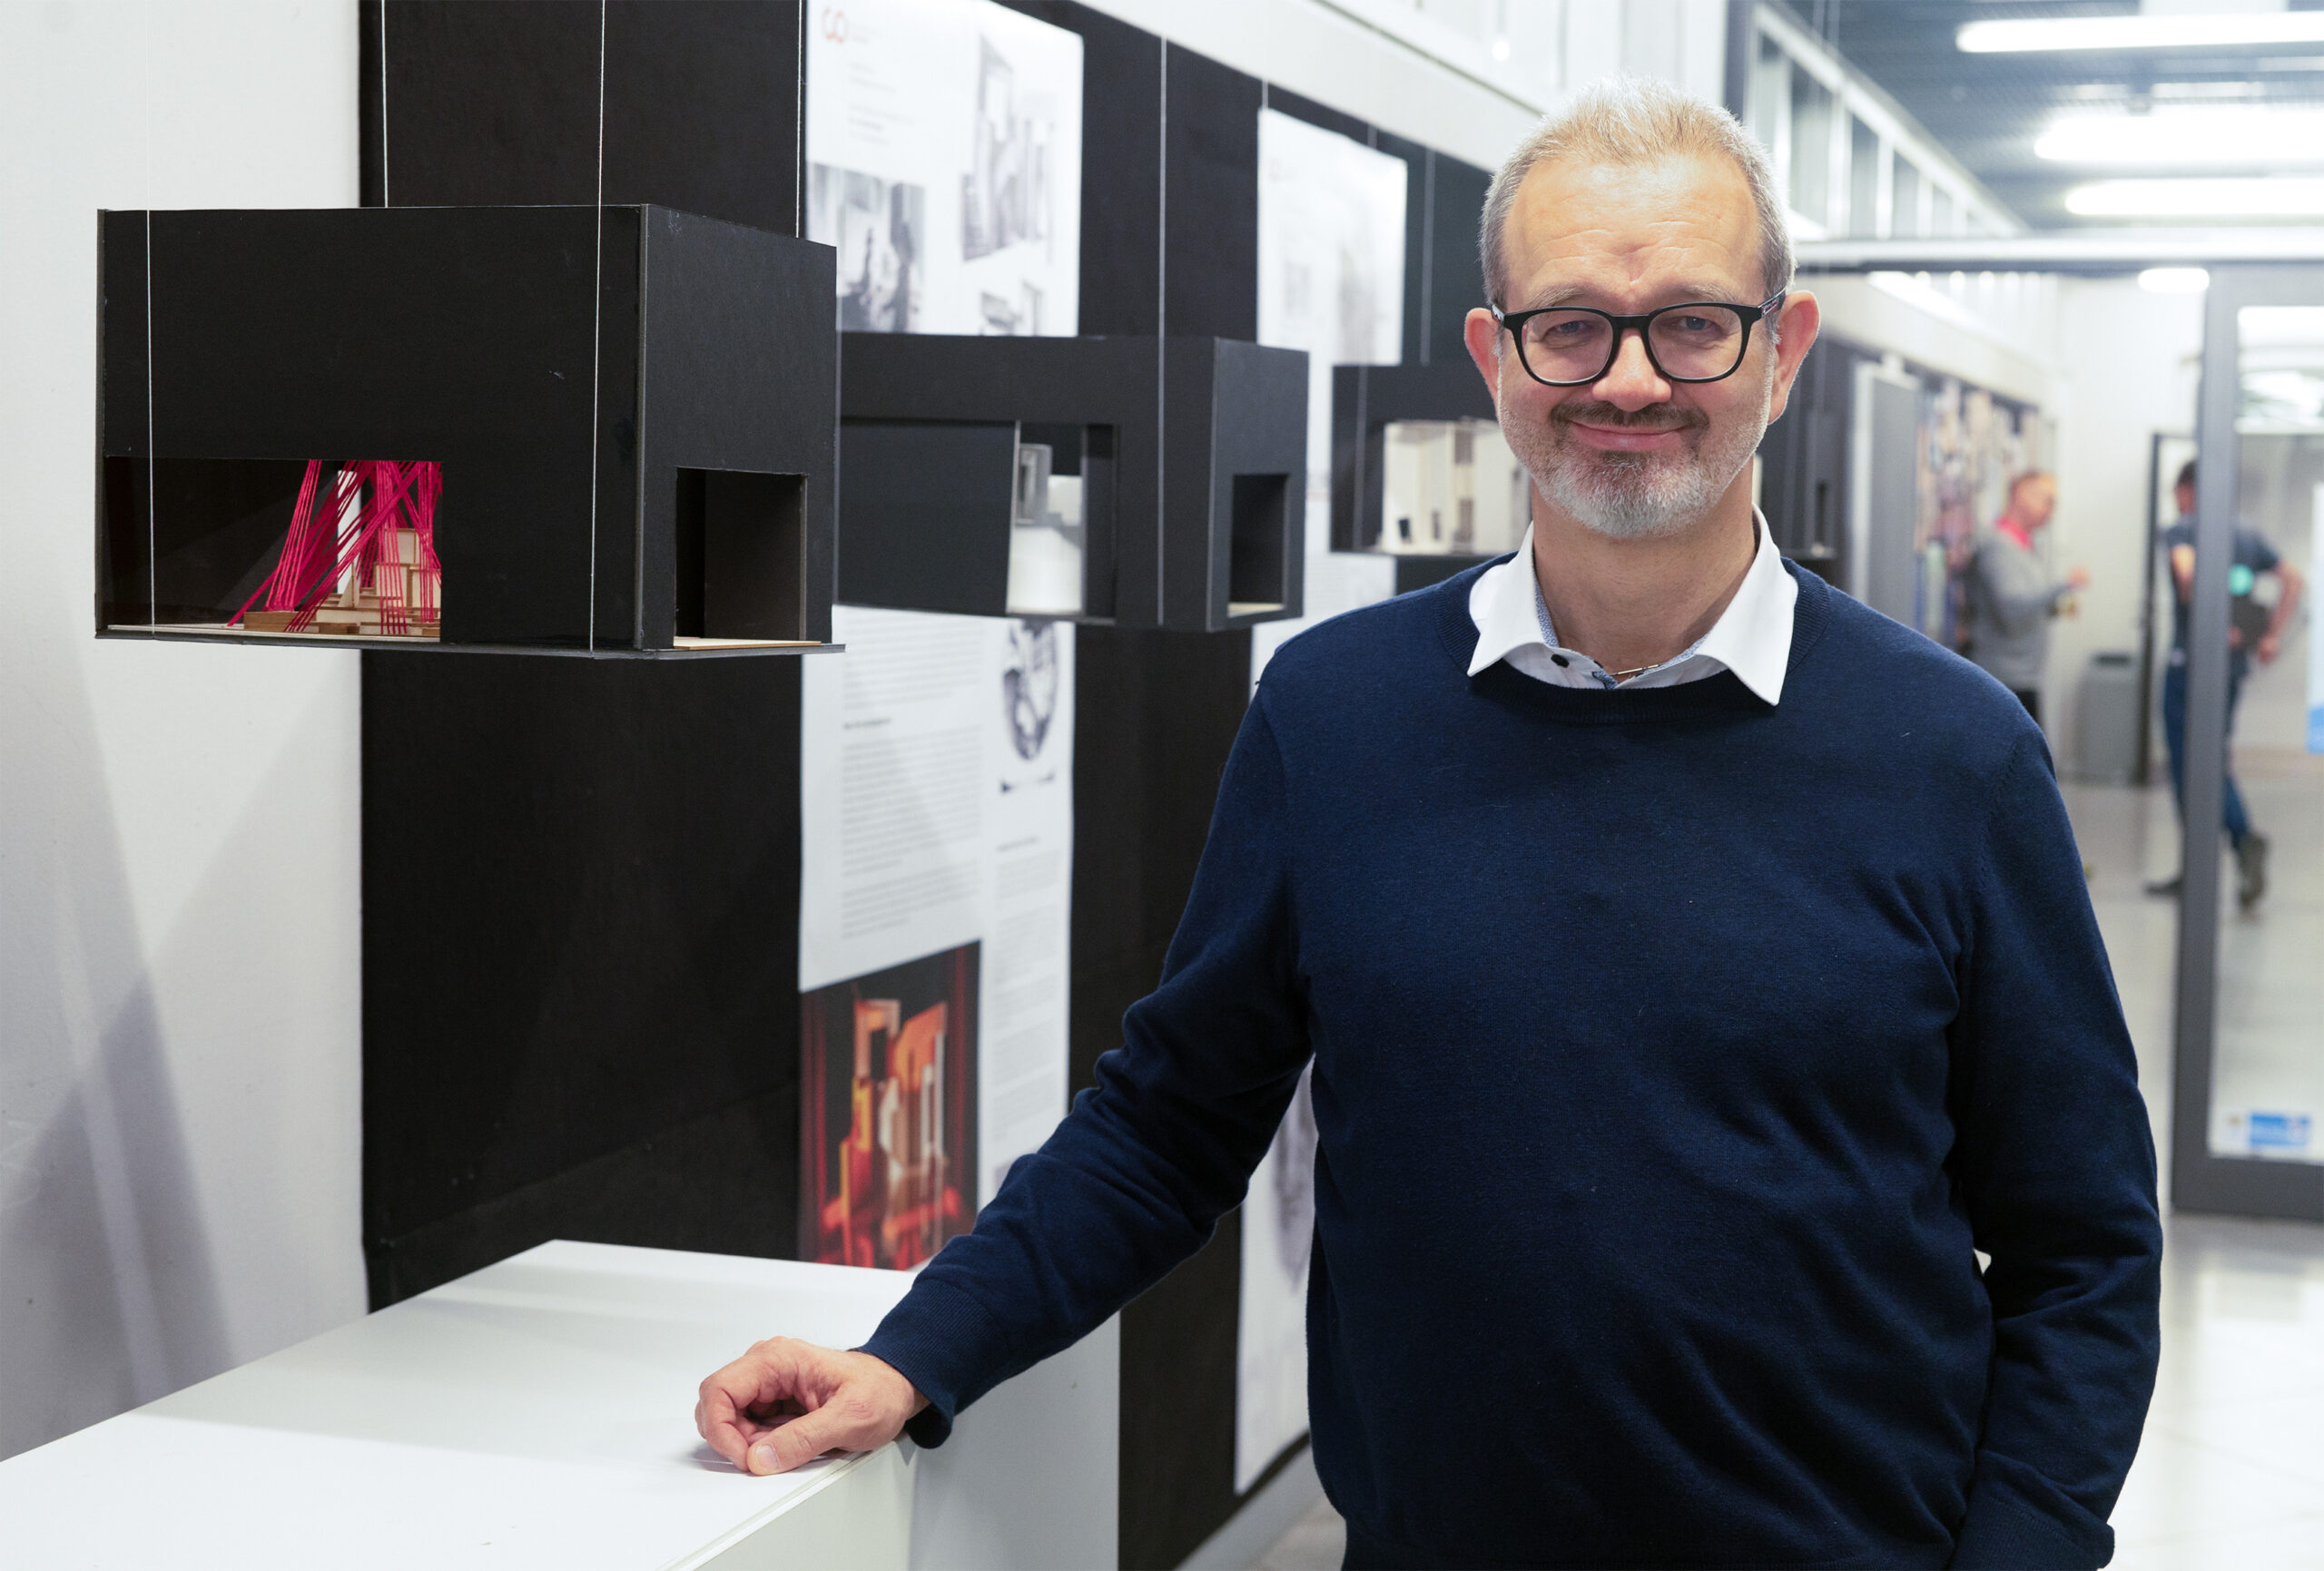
[1465,511,1797,705]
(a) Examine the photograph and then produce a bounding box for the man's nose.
[1590,328,1670,410]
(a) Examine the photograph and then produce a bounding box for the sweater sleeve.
[1946,732,2162,1569]
[859,697,1311,1444]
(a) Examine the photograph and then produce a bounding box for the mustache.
[1549,400,1708,434]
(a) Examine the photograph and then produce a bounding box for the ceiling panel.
[1825,0,2324,227]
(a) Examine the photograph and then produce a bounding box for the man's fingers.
[696,1381,759,1469]
[697,1340,829,1468]
[750,1389,893,1475]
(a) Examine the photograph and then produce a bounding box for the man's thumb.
[752,1401,855,1474]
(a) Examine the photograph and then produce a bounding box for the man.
[698,81,2160,1570]
[1965,470,2089,723]
[2148,459,2304,907]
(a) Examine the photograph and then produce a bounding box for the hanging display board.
[1235,104,1408,1496]
[1249,107,1407,685]
[804,0,1083,337]
[798,0,1083,1268]
[798,606,1076,1262]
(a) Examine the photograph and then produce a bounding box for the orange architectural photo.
[802,944,979,1271]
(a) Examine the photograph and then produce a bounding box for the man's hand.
[695,1338,929,1475]
[2258,630,2282,664]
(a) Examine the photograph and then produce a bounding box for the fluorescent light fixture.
[2139,267,2211,294]
[2039,108,2324,165]
[2066,178,2324,217]
[1960,13,2324,53]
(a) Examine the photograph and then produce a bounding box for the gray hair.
[1479,77,1794,309]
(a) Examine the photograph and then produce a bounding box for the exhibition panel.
[97,203,838,654]
[350,5,1334,1563]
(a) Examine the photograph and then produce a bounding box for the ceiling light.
[1960,13,2324,53]
[2038,108,2324,165]
[2066,178,2324,217]
[2139,267,2211,293]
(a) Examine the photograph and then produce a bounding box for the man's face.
[1462,152,1817,541]
[2017,476,2057,530]
[2175,481,2196,517]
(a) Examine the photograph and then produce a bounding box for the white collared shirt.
[1466,512,1797,703]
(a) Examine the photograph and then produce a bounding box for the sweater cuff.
[856,1274,1018,1451]
[1950,1452,2110,1570]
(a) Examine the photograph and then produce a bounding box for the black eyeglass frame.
[1492,290,1788,388]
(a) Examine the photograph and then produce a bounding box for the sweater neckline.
[1431,554,1835,724]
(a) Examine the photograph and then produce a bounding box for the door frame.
[2171,264,2324,1219]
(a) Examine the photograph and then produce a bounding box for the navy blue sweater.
[863,563,2162,1569]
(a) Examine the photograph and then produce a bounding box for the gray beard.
[1502,364,1773,541]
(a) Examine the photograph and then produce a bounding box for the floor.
[1249,777,2324,1570]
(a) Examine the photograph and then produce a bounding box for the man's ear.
[1762,290,1821,426]
[1463,308,1504,408]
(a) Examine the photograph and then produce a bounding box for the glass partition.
[1892,157,1924,239]
[2175,269,2324,1218]
[1848,117,1880,240]
[2202,306,2324,1164]
[1788,64,1834,228]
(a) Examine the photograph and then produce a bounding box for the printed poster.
[806,0,1083,336]
[800,606,1075,1262]
[1237,107,1407,1494]
[1249,106,1408,686]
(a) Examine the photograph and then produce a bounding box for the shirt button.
[1551,653,1570,668]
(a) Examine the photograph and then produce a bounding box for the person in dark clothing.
[696,81,2161,1571]
[2147,460,2305,907]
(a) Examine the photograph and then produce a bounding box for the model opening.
[101,457,444,641]
[1228,471,1290,616]
[674,468,807,643]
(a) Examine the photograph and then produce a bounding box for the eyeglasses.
[1492,292,1787,388]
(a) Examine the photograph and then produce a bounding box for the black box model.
[97,204,838,655]
[838,334,1307,633]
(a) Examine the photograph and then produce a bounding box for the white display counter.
[0,1241,1117,1570]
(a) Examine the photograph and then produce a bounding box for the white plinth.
[0,1241,1117,1570]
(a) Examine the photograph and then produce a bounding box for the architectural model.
[236,459,443,639]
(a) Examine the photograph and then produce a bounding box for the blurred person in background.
[1965,470,2087,725]
[2148,460,2304,907]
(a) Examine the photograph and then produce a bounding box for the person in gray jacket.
[1965,470,2087,723]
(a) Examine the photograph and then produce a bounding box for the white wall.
[2045,280,2205,766]
[0,1,365,1459]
